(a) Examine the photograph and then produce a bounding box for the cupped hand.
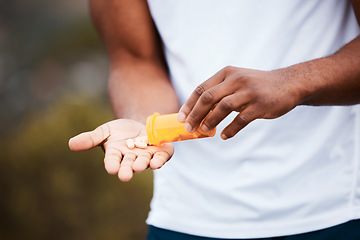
[177,66,304,139]
[68,119,174,182]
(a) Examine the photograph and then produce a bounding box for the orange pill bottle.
[146,112,216,146]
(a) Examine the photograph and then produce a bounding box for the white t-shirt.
[146,0,360,238]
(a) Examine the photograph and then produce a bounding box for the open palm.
[69,119,174,181]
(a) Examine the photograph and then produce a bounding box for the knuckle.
[234,72,247,82]
[138,151,151,159]
[194,84,206,96]
[200,90,215,105]
[153,152,169,163]
[245,88,257,99]
[107,147,122,157]
[239,114,250,123]
[154,152,165,159]
[235,114,249,125]
[187,111,199,122]
[205,118,216,129]
[219,98,234,112]
[233,74,250,88]
[223,65,235,74]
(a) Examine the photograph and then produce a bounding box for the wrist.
[107,62,180,122]
[270,65,315,107]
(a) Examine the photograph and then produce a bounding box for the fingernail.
[221,134,228,140]
[184,122,193,133]
[201,124,210,132]
[177,112,186,122]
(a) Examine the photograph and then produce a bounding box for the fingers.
[132,152,152,172]
[117,149,171,181]
[104,142,172,182]
[177,69,226,126]
[118,153,136,182]
[202,91,250,132]
[183,87,219,133]
[150,151,171,170]
[118,148,171,181]
[178,66,265,136]
[133,144,173,172]
[221,108,259,140]
[179,67,247,133]
[103,142,122,175]
[69,123,110,151]
[179,76,235,133]
[101,135,173,182]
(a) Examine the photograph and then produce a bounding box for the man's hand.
[68,119,174,182]
[177,66,304,140]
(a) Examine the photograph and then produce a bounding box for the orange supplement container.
[146,112,216,146]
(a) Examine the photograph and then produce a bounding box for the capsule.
[146,112,216,146]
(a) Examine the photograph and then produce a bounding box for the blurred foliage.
[0,0,107,135]
[0,1,154,239]
[0,96,153,240]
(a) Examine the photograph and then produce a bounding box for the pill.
[141,136,148,144]
[126,138,135,149]
[135,141,148,149]
[135,136,147,149]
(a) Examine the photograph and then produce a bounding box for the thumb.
[69,124,110,151]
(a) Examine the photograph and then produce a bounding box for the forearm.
[90,0,179,123]
[276,0,360,107]
[109,59,179,123]
[285,36,360,106]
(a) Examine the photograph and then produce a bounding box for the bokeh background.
[0,0,153,239]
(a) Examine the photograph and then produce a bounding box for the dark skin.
[178,44,360,139]
[89,0,179,122]
[69,0,179,182]
[69,0,360,181]
[178,1,360,139]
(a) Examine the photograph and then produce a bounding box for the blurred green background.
[0,0,153,239]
